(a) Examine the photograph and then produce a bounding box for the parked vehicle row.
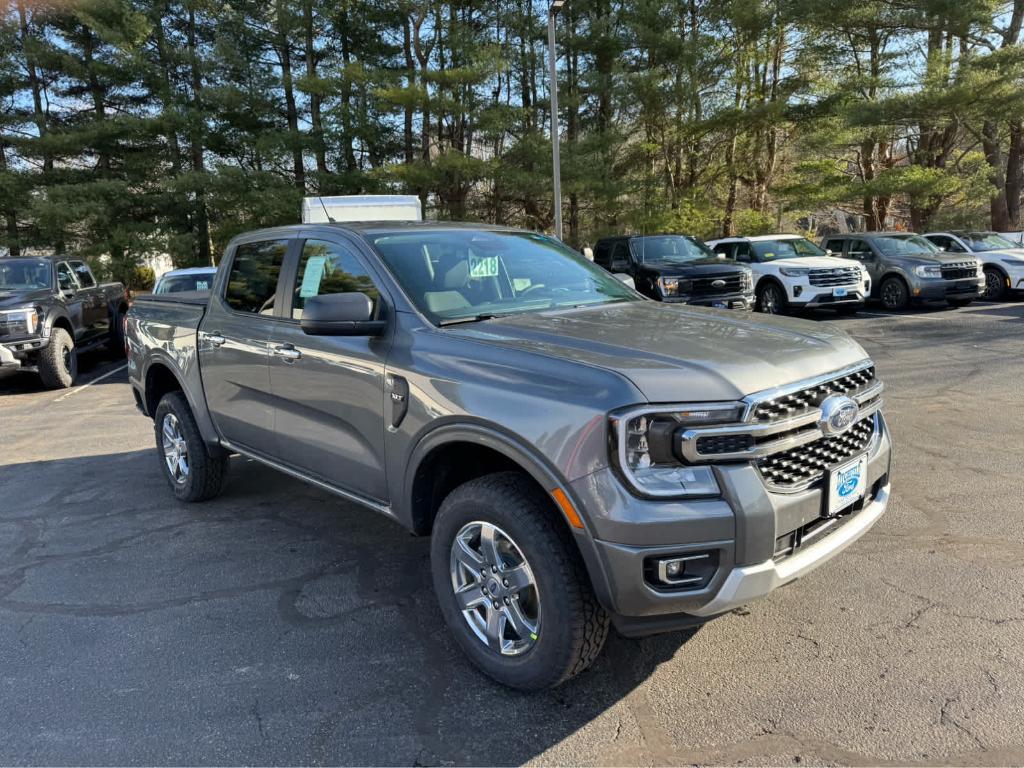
[922,231,1024,301]
[0,255,127,388]
[126,196,893,691]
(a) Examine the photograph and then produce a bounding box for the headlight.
[611,404,742,498]
[658,277,691,296]
[779,267,810,277]
[914,265,942,278]
[741,270,753,289]
[0,307,42,336]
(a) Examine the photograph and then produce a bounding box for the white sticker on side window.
[299,255,327,298]
[469,255,499,278]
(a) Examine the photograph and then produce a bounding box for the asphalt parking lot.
[1,301,1023,766]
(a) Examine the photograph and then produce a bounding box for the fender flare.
[43,307,73,338]
[141,351,223,450]
[400,420,617,611]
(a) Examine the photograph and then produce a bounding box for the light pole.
[548,0,564,240]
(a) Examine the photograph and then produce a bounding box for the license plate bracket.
[825,453,868,516]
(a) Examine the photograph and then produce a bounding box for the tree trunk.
[17,0,52,174]
[983,121,1011,231]
[303,0,327,178]
[1006,120,1023,227]
[275,1,305,192]
[186,7,211,266]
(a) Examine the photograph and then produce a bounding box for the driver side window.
[848,240,872,259]
[56,262,77,291]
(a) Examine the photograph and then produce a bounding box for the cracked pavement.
[1,301,1023,766]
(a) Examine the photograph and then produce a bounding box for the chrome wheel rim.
[161,413,189,484]
[984,271,1002,300]
[882,281,903,309]
[449,521,540,656]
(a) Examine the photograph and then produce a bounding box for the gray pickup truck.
[126,221,892,690]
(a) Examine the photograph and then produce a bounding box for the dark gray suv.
[821,232,984,310]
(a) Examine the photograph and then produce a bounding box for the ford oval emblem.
[711,279,726,288]
[818,395,859,436]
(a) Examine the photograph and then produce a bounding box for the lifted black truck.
[0,255,128,388]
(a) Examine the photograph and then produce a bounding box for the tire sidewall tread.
[153,392,228,503]
[37,327,76,389]
[430,472,609,691]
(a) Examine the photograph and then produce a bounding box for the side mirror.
[582,246,594,262]
[825,249,834,255]
[300,292,386,336]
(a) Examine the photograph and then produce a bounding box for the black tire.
[107,308,126,357]
[880,276,910,311]
[948,298,973,308]
[153,391,228,502]
[982,267,1007,301]
[37,327,77,389]
[756,281,787,314]
[430,472,609,691]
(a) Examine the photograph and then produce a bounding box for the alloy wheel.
[449,521,540,656]
[983,270,1003,300]
[882,280,905,310]
[161,413,190,483]
[761,285,781,313]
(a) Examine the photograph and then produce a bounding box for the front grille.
[690,273,745,296]
[751,365,876,423]
[809,267,861,287]
[756,415,875,488]
[941,262,977,280]
[696,434,754,455]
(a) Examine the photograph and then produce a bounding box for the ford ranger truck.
[1,255,128,387]
[126,222,892,691]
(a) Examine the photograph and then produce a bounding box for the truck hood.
[636,257,740,277]
[763,256,861,270]
[0,288,52,309]
[899,251,980,266]
[447,301,869,402]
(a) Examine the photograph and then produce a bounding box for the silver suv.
[821,232,984,310]
[127,222,893,690]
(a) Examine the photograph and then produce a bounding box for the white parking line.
[53,363,128,402]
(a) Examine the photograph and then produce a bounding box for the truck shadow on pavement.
[0,448,696,765]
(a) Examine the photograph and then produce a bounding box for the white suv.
[706,235,871,314]
[923,231,1024,301]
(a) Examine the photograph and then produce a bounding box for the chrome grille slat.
[756,416,875,488]
[808,267,861,287]
[751,365,876,423]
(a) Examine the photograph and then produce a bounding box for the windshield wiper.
[438,312,515,326]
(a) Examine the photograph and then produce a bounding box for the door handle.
[205,332,226,348]
[272,344,301,361]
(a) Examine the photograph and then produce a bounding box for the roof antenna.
[319,197,336,223]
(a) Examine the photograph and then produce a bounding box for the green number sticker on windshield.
[299,255,327,298]
[763,252,775,260]
[469,255,499,278]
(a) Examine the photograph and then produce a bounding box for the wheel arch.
[402,423,616,613]
[403,425,576,537]
[141,355,224,452]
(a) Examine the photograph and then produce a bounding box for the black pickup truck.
[0,255,128,388]
[593,234,754,309]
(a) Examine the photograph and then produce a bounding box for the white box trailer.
[302,195,422,224]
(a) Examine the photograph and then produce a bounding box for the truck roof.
[231,220,532,243]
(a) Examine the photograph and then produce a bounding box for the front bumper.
[914,277,984,301]
[666,292,754,310]
[572,412,892,634]
[786,280,868,307]
[0,343,20,369]
[0,336,48,359]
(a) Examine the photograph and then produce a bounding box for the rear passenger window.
[224,240,287,314]
[291,239,380,320]
[69,261,95,287]
[824,239,845,255]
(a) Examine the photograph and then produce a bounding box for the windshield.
[631,235,713,264]
[370,230,639,324]
[156,272,215,293]
[750,238,827,261]
[962,232,1017,252]
[0,259,52,291]
[874,235,939,257]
